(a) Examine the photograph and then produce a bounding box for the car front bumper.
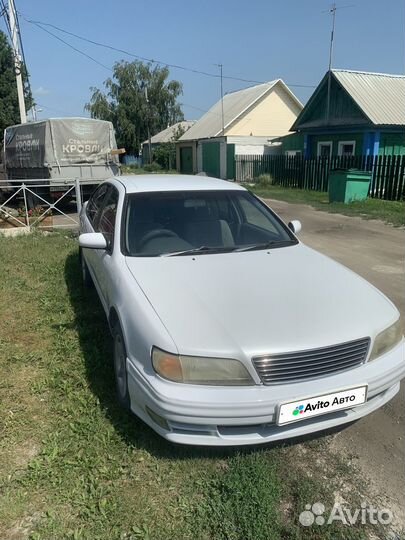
[126,340,405,446]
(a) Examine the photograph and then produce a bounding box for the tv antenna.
[324,3,354,123]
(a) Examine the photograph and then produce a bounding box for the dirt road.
[267,198,405,528]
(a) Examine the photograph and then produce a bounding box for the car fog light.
[145,406,170,430]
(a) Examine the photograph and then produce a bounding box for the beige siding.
[225,85,301,137]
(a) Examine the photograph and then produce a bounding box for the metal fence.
[235,154,405,201]
[0,178,84,232]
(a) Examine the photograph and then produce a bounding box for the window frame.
[317,141,333,158]
[337,140,356,157]
[96,185,119,253]
[86,183,111,229]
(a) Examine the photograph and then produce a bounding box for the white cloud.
[34,86,51,96]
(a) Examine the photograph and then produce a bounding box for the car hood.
[125,244,397,359]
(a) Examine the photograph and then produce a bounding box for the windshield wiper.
[161,245,236,257]
[235,240,296,252]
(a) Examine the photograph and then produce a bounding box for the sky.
[3,0,405,122]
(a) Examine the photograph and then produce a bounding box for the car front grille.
[252,337,370,385]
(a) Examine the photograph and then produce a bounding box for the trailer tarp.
[4,118,117,169]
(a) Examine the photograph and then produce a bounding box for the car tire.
[79,248,93,288]
[113,324,130,410]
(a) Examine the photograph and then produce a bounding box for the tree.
[153,123,189,170]
[85,61,184,156]
[0,30,33,138]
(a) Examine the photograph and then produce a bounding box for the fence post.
[22,183,30,231]
[74,178,82,215]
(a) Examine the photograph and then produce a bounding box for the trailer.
[3,117,120,205]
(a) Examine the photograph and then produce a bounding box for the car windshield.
[124,190,296,257]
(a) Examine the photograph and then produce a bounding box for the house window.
[317,141,332,157]
[338,141,356,156]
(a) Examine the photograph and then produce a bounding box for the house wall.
[309,133,364,157]
[294,75,369,130]
[379,133,405,156]
[304,131,405,157]
[276,132,305,154]
[225,85,301,138]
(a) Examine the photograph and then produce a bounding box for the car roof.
[113,174,246,194]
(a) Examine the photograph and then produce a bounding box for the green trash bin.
[328,169,372,203]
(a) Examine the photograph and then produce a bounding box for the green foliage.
[151,123,188,169]
[143,162,162,173]
[256,173,274,187]
[194,452,282,540]
[85,61,184,155]
[0,30,33,138]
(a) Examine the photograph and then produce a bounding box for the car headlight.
[152,347,254,385]
[369,318,403,361]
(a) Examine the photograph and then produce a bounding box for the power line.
[22,15,316,89]
[26,18,112,72]
[0,0,11,39]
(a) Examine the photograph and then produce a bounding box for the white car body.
[79,175,405,446]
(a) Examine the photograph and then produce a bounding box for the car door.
[91,186,119,308]
[81,183,111,285]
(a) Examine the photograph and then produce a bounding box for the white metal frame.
[317,141,333,157]
[0,178,83,231]
[338,140,356,157]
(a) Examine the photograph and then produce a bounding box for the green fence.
[235,154,405,201]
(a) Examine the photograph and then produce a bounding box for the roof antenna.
[324,3,354,123]
[326,3,336,124]
[214,63,225,135]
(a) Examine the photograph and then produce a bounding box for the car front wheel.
[79,248,93,288]
[113,324,130,409]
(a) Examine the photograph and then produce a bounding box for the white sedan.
[78,175,405,446]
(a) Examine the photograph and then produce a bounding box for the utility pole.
[144,86,152,164]
[325,2,336,124]
[9,0,26,123]
[216,63,225,135]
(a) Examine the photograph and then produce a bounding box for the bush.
[143,162,162,173]
[121,163,139,174]
[256,174,274,187]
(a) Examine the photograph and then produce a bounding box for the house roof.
[179,80,303,141]
[292,69,405,130]
[143,121,194,145]
[331,70,405,125]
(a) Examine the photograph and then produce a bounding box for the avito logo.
[292,405,305,416]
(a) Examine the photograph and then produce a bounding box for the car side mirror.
[79,232,107,250]
[288,220,302,234]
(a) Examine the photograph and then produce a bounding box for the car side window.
[86,184,110,227]
[97,187,119,251]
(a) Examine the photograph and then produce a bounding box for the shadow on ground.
[64,251,353,460]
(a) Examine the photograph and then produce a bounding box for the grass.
[0,232,390,539]
[248,184,405,227]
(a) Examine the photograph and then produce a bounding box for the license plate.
[277,385,367,426]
